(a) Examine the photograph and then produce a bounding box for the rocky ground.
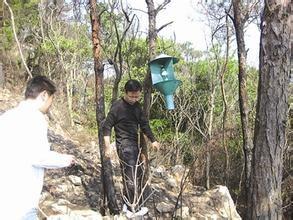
[0,88,242,219]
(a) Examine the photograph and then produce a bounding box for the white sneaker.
[134,207,148,217]
[123,204,135,218]
[126,210,135,218]
[123,204,149,218]
[122,204,128,212]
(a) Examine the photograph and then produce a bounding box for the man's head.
[25,75,56,113]
[124,79,142,105]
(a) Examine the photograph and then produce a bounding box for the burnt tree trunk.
[89,0,119,215]
[0,63,4,88]
[232,0,253,211]
[139,0,158,184]
[249,0,290,219]
[0,3,4,88]
[111,60,121,104]
[144,0,157,119]
[142,0,171,189]
[110,12,134,104]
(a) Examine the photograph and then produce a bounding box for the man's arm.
[102,103,117,158]
[29,118,75,169]
[31,151,75,168]
[138,110,155,141]
[138,107,160,150]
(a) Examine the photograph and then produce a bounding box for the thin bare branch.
[3,0,32,78]
[156,21,173,33]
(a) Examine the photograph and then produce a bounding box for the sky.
[125,0,260,68]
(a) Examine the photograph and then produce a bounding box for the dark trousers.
[117,144,144,211]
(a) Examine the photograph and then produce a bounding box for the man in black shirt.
[103,79,160,216]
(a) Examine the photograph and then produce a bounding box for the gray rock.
[69,175,82,186]
[166,176,178,189]
[175,206,189,219]
[156,201,174,213]
[50,203,71,215]
[190,185,242,219]
[47,209,103,220]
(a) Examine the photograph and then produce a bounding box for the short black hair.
[25,75,56,99]
[124,79,142,92]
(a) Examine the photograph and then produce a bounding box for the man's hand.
[64,154,76,166]
[151,141,160,151]
[69,155,76,165]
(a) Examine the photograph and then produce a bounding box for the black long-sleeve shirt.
[103,98,156,147]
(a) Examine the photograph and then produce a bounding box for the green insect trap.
[149,54,182,110]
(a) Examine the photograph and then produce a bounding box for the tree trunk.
[221,15,230,185]
[144,0,157,119]
[111,61,121,104]
[249,0,290,219]
[0,3,4,88]
[110,11,134,104]
[232,0,253,211]
[0,62,4,88]
[89,0,119,215]
[140,0,158,186]
[66,70,74,126]
[206,84,216,189]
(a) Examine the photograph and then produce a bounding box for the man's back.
[0,101,50,218]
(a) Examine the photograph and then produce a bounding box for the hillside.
[0,87,243,219]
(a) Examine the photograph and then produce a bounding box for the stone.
[69,175,82,186]
[156,201,174,213]
[50,203,72,214]
[175,206,189,219]
[190,185,242,219]
[47,209,103,220]
[166,176,177,189]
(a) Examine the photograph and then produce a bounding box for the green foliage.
[150,118,173,141]
[10,0,40,28]
[2,26,14,49]
[40,23,92,57]
[2,0,39,49]
[124,38,149,79]
[156,38,182,59]
[40,40,56,54]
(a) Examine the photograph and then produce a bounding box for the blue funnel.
[154,79,182,110]
[149,54,182,110]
